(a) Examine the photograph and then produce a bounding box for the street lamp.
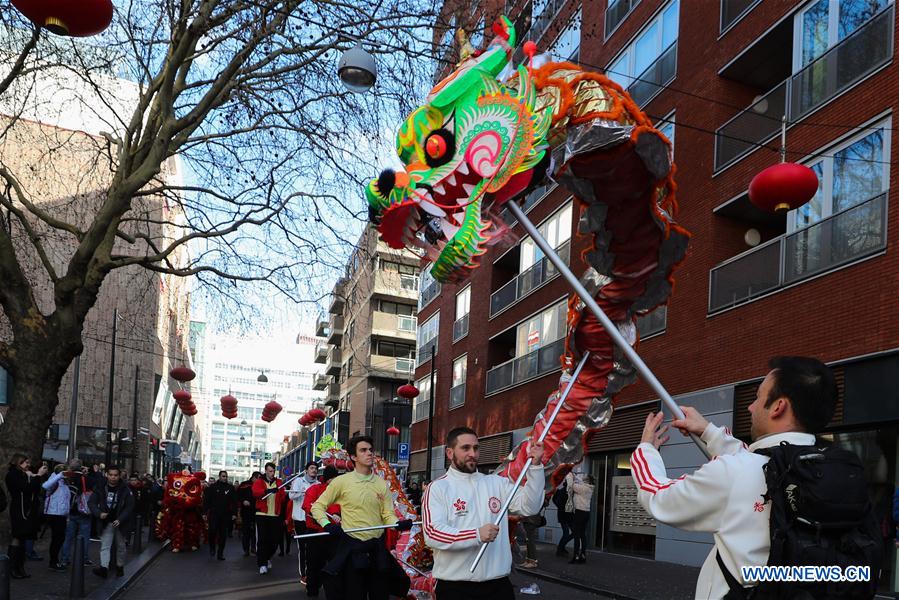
[257,371,268,383]
[338,43,377,92]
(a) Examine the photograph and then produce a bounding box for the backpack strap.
[716,550,752,600]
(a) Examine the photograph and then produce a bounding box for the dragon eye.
[173,480,183,489]
[424,129,455,168]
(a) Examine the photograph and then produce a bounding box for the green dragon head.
[366,17,552,283]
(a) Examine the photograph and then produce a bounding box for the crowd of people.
[2,457,164,580]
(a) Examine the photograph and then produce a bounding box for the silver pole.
[505,200,709,459]
[293,521,421,540]
[261,471,304,499]
[470,352,591,572]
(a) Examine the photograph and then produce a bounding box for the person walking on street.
[311,435,413,600]
[301,466,340,597]
[289,461,318,584]
[60,459,93,568]
[41,463,71,571]
[204,470,238,560]
[565,472,594,564]
[89,465,135,578]
[5,454,48,579]
[252,463,287,575]
[237,472,260,556]
[552,477,573,556]
[422,427,545,600]
[86,463,104,541]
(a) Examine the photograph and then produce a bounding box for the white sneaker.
[259,566,268,575]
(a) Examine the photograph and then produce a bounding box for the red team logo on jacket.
[453,498,467,515]
[488,496,501,513]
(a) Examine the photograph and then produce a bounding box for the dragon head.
[163,472,204,509]
[366,17,552,283]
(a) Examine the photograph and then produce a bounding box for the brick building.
[410,0,899,592]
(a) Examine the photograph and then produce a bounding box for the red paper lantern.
[264,400,283,414]
[748,163,819,213]
[397,383,419,399]
[173,390,192,403]
[169,366,196,382]
[386,425,400,437]
[308,408,327,421]
[219,394,238,410]
[221,411,237,420]
[11,0,114,37]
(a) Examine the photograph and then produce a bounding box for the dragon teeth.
[457,161,469,175]
[432,183,446,196]
[420,200,444,217]
[462,183,477,196]
[446,172,457,186]
[440,218,460,239]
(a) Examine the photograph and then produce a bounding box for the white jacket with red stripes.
[423,464,545,582]
[630,423,815,600]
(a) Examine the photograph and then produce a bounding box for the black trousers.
[557,512,574,552]
[294,520,308,576]
[572,509,589,556]
[255,515,281,567]
[208,515,229,556]
[46,515,68,565]
[435,576,515,600]
[306,534,333,593]
[241,514,256,554]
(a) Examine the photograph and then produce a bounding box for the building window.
[607,0,679,106]
[412,374,434,423]
[606,0,641,39]
[450,355,467,409]
[378,300,416,315]
[520,203,573,273]
[516,300,568,357]
[547,8,581,61]
[380,260,417,275]
[417,312,439,365]
[0,366,10,406]
[375,341,416,358]
[347,319,355,341]
[419,264,441,310]
[795,0,889,70]
[656,112,675,158]
[636,305,668,338]
[453,286,471,342]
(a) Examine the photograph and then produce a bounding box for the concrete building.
[282,225,419,471]
[0,33,199,475]
[199,330,323,483]
[415,0,899,594]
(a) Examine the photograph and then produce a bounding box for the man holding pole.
[422,427,544,600]
[310,435,413,599]
[252,462,287,575]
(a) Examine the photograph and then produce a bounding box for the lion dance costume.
[155,471,207,552]
[366,16,690,488]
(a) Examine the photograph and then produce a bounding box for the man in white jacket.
[631,356,837,599]
[288,461,318,583]
[423,426,545,600]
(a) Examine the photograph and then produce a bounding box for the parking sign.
[397,442,410,467]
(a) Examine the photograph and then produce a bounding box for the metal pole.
[293,521,421,540]
[69,534,85,598]
[67,355,81,461]
[424,347,436,481]
[105,309,118,466]
[505,200,710,458]
[131,365,139,474]
[469,351,590,572]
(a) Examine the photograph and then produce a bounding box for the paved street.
[122,538,609,599]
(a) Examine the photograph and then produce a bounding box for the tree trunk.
[0,339,79,546]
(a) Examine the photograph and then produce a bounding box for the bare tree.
[0,0,441,526]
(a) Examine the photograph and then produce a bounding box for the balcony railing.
[626,41,677,108]
[312,373,329,391]
[416,339,437,367]
[419,281,441,310]
[453,313,469,342]
[605,0,639,39]
[314,342,328,364]
[715,5,893,171]
[315,318,328,337]
[371,354,416,374]
[327,315,344,345]
[490,241,571,317]
[486,337,565,395]
[326,347,342,376]
[398,314,416,332]
[372,311,416,338]
[709,193,887,313]
[449,383,466,409]
[720,0,761,33]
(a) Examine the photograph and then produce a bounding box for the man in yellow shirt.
[311,435,412,599]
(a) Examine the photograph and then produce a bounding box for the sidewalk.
[10,526,166,600]
[514,542,700,600]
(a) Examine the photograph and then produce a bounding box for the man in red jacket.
[302,466,340,597]
[252,462,287,575]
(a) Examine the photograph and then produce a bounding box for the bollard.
[0,553,10,600]
[133,515,143,555]
[69,534,85,598]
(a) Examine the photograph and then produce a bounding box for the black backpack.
[551,480,568,511]
[718,441,883,600]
